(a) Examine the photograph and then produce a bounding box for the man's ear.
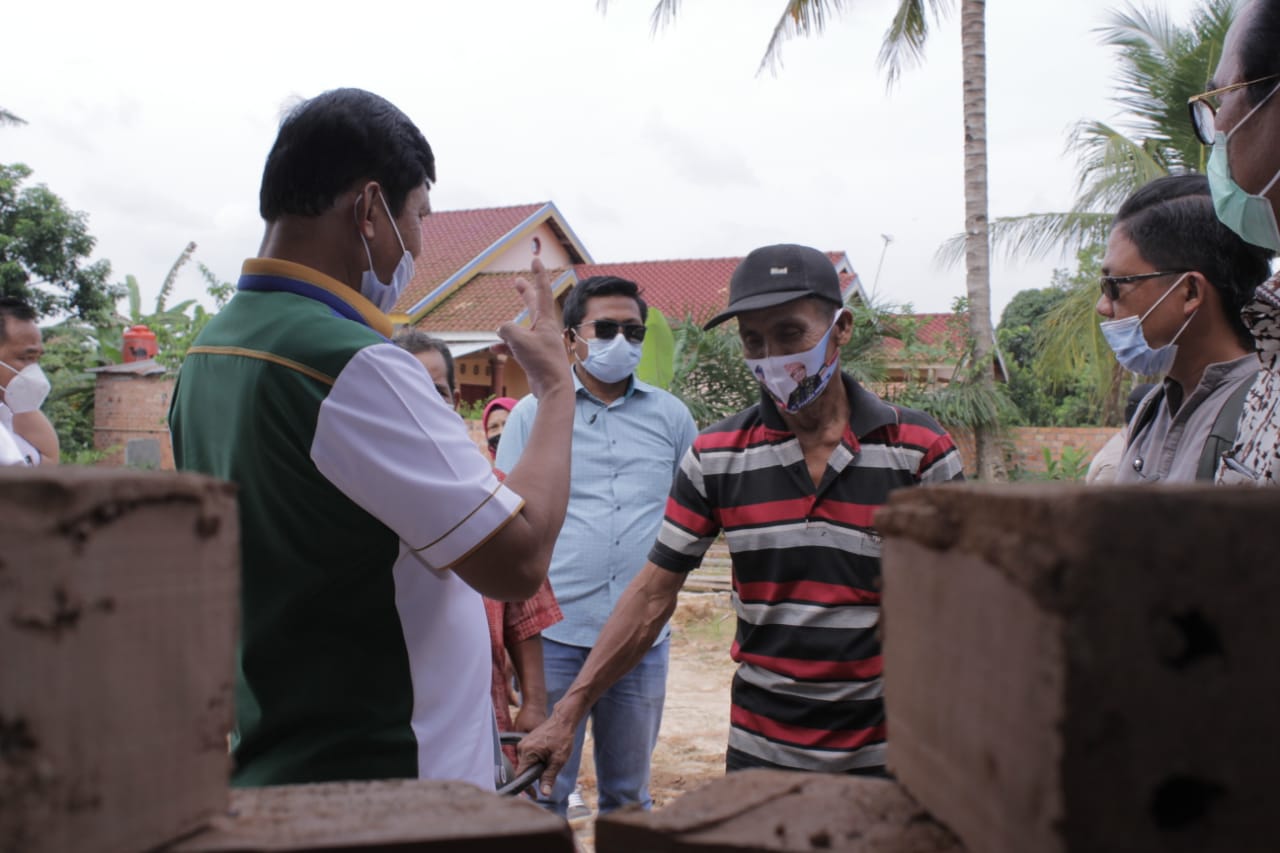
[353,182,381,240]
[1183,273,1207,317]
[833,307,854,346]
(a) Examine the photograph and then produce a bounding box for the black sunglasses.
[1098,270,1189,302]
[575,320,646,343]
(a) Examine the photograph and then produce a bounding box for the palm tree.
[0,109,24,127]
[938,0,1235,425]
[601,0,1003,477]
[937,0,1236,267]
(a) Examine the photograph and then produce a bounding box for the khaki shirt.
[1116,354,1256,484]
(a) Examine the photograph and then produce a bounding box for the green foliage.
[36,320,100,457]
[636,307,675,389]
[0,162,123,323]
[1012,446,1091,481]
[669,317,760,428]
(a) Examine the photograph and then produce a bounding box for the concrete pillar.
[0,468,238,853]
[878,483,1280,853]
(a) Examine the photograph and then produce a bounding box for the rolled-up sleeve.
[311,343,524,570]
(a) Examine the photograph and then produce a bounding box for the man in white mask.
[1186,0,1280,484]
[1097,175,1271,483]
[515,244,963,790]
[169,88,577,789]
[496,275,696,819]
[0,296,58,466]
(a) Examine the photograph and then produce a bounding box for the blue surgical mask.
[356,192,415,313]
[1099,274,1194,376]
[578,334,642,384]
[744,310,843,413]
[1207,80,1280,252]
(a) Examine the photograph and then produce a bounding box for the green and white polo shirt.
[170,258,522,788]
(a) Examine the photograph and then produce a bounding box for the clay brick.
[0,468,239,853]
[166,778,574,852]
[596,769,964,852]
[877,484,1280,853]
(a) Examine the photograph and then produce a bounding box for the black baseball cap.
[703,243,843,329]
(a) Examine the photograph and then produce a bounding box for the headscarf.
[482,397,518,434]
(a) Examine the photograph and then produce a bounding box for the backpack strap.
[1125,386,1165,451]
[1197,378,1254,481]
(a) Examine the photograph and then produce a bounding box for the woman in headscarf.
[483,397,518,461]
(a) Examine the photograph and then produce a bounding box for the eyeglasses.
[575,320,646,343]
[1187,74,1280,145]
[1099,270,1189,302]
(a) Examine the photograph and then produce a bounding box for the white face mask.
[356,191,415,313]
[577,334,643,384]
[0,360,51,413]
[744,310,843,413]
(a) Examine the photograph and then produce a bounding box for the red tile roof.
[394,203,548,313]
[413,271,552,334]
[878,313,967,358]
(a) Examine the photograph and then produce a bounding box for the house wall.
[488,222,574,272]
[946,426,1118,478]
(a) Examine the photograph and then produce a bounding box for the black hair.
[562,276,648,332]
[1240,0,1280,102]
[259,88,435,222]
[1114,174,1273,347]
[392,329,454,390]
[0,297,36,344]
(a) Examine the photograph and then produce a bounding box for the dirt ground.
[568,591,737,850]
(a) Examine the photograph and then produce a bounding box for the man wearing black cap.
[517,244,964,788]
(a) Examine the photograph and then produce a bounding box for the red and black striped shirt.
[649,374,964,773]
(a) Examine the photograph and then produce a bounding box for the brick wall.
[946,426,1118,477]
[94,374,176,469]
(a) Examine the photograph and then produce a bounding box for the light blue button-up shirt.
[495,369,697,647]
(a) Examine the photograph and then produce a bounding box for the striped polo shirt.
[649,373,964,772]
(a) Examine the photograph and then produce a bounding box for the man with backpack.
[1097,175,1273,483]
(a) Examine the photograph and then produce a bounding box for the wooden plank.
[166,779,574,852]
[878,483,1280,853]
[0,468,239,853]
[596,769,964,852]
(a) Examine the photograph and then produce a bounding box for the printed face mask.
[744,311,842,413]
[578,333,643,384]
[357,191,415,313]
[1207,79,1280,252]
[0,360,51,414]
[1099,274,1195,376]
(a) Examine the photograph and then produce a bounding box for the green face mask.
[1207,79,1280,252]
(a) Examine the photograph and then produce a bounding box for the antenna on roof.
[872,234,894,295]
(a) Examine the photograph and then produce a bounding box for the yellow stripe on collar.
[241,258,395,338]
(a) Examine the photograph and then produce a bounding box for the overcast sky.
[5,0,1206,324]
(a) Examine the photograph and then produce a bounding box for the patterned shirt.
[1218,271,1280,485]
[649,374,964,773]
[496,369,697,648]
[484,583,562,732]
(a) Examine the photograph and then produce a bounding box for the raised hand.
[494,259,571,400]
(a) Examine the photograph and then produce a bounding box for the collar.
[758,371,898,439]
[571,365,653,403]
[237,258,394,338]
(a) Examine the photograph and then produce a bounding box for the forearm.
[499,385,575,563]
[551,562,682,727]
[508,634,547,715]
[13,411,59,465]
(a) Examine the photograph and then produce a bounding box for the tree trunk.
[960,0,999,480]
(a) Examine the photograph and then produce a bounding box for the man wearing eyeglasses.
[1097,175,1271,483]
[495,275,696,819]
[1186,0,1280,484]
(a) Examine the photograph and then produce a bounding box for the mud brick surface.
[0,468,239,853]
[877,483,1280,853]
[166,778,574,852]
[595,769,964,852]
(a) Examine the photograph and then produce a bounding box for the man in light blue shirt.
[496,275,696,818]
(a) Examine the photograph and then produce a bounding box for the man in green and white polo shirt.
[169,89,574,789]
